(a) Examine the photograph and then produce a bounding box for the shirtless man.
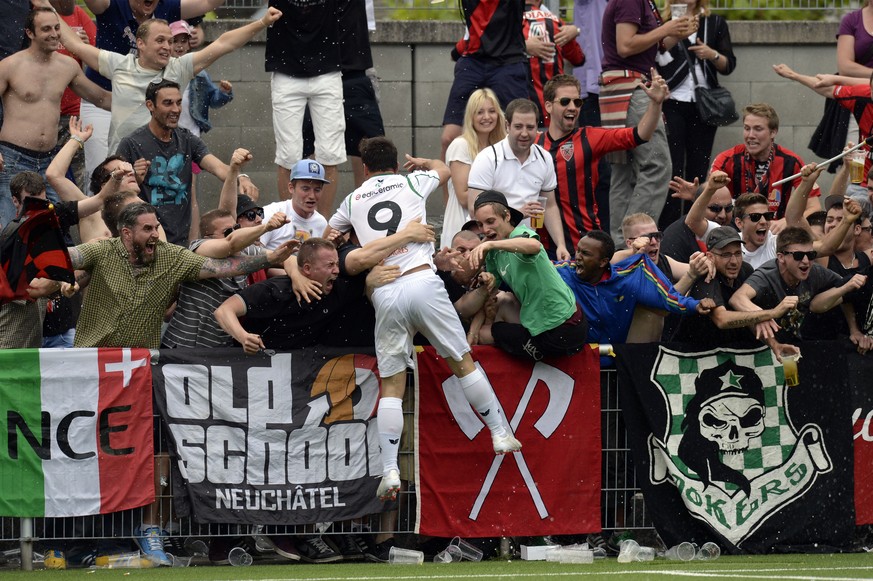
[0,7,110,227]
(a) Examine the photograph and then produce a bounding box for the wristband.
[70,135,85,149]
[238,173,250,181]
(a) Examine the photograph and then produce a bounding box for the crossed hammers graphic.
[441,362,574,520]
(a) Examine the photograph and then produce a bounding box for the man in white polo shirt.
[466,98,570,260]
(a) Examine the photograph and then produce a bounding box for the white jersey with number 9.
[329,170,441,275]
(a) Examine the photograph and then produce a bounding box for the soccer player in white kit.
[329,137,521,501]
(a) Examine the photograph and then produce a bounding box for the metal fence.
[0,368,649,569]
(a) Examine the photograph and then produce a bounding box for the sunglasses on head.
[782,250,817,261]
[554,97,584,108]
[240,208,264,221]
[743,211,775,222]
[222,223,241,238]
[707,203,734,214]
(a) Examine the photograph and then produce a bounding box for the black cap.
[473,190,524,226]
[705,226,742,250]
[824,194,846,211]
[236,194,261,218]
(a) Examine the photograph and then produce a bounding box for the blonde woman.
[440,88,506,248]
[656,0,735,229]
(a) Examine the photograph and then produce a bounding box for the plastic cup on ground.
[388,546,424,565]
[227,546,253,566]
[434,544,463,563]
[168,553,192,567]
[670,3,687,18]
[664,541,696,561]
[183,538,209,557]
[635,546,656,561]
[782,352,801,387]
[449,537,483,562]
[617,539,640,563]
[696,542,720,561]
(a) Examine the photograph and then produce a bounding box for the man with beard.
[730,226,867,345]
[117,79,248,245]
[671,226,799,346]
[0,7,111,227]
[49,203,296,349]
[554,229,711,346]
[535,73,668,254]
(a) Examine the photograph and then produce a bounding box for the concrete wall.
[196,20,847,216]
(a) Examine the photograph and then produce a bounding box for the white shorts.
[371,269,471,377]
[271,71,346,168]
[80,100,111,181]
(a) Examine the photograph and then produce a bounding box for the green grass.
[3,553,873,580]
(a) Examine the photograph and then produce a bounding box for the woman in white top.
[440,88,506,248]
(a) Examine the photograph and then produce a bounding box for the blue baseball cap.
[290,159,330,183]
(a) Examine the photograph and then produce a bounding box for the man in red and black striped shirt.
[535,73,667,253]
[710,103,820,227]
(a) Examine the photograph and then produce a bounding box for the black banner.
[615,343,855,553]
[152,347,391,525]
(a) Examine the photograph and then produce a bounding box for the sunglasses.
[554,97,584,108]
[711,250,743,260]
[240,208,264,221]
[862,226,873,233]
[222,223,241,238]
[628,231,663,242]
[707,203,734,214]
[743,211,775,222]
[781,250,817,261]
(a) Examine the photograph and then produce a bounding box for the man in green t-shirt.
[470,190,587,360]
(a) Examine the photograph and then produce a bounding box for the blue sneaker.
[134,526,171,566]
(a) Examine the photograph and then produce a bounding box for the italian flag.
[0,348,154,517]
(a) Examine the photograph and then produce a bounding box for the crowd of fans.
[2,0,873,569]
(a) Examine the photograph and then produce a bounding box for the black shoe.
[364,537,395,563]
[164,535,188,558]
[267,536,301,561]
[328,534,365,561]
[296,536,342,564]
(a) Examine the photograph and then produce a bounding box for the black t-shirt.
[801,252,871,339]
[266,0,341,78]
[338,0,373,71]
[672,262,754,345]
[238,274,366,350]
[118,126,208,247]
[661,219,705,264]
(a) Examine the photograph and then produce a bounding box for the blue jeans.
[42,328,75,348]
[0,141,59,228]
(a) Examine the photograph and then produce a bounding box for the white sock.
[458,369,507,438]
[377,397,404,474]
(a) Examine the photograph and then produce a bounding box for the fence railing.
[0,368,647,570]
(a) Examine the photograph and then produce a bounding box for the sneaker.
[586,533,609,555]
[134,526,171,566]
[329,534,365,561]
[296,535,342,564]
[364,537,395,563]
[606,531,633,555]
[492,433,522,454]
[376,469,401,501]
[163,534,188,558]
[44,549,66,570]
[267,536,301,561]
